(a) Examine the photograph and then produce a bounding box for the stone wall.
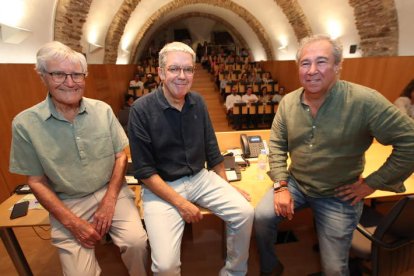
[54,0,93,52]
[349,0,398,56]
[274,0,312,42]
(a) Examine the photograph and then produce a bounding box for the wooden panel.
[341,56,414,102]
[0,64,135,203]
[261,56,414,102]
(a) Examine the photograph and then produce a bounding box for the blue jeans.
[143,169,254,276]
[254,177,363,276]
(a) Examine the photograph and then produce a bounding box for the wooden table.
[0,193,49,276]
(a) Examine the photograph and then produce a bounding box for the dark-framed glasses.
[165,66,195,76]
[46,71,86,83]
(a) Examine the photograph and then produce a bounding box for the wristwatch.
[273,180,288,191]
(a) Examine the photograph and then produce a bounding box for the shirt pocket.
[86,133,114,159]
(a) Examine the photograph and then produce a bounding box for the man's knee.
[153,258,180,276]
[59,250,101,276]
[119,231,148,253]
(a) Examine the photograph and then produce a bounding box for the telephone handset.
[240,134,265,158]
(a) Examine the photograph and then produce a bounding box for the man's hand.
[231,184,251,202]
[92,196,117,236]
[177,200,203,223]
[70,218,102,248]
[274,189,294,220]
[335,178,375,206]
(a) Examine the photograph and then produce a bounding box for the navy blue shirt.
[128,87,224,182]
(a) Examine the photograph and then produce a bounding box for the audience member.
[262,72,273,84]
[220,73,230,98]
[271,86,286,103]
[225,85,242,114]
[144,73,158,91]
[135,65,145,78]
[129,74,143,90]
[128,41,254,275]
[242,86,259,104]
[394,79,414,118]
[261,86,271,102]
[9,41,148,275]
[118,94,135,133]
[254,34,414,276]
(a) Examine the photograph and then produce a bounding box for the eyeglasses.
[165,66,195,76]
[45,71,86,83]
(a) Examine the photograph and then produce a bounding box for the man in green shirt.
[9,41,148,275]
[254,34,414,275]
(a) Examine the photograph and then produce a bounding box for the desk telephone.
[240,134,266,158]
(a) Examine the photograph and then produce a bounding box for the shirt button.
[312,125,316,129]
[309,144,313,148]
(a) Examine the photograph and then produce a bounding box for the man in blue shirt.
[128,42,254,276]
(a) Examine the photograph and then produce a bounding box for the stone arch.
[54,0,93,52]
[136,12,250,62]
[349,0,398,56]
[104,0,141,63]
[128,0,274,64]
[273,0,312,41]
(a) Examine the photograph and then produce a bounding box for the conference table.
[1,130,413,275]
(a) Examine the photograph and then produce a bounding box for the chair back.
[374,195,414,240]
[372,195,414,276]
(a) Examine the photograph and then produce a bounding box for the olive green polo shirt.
[10,94,128,199]
[269,80,414,197]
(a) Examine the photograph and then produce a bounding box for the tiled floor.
[2,202,413,276]
[1,209,321,276]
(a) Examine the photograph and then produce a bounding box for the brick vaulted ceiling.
[53,0,399,64]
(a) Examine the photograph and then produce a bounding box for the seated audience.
[261,86,271,102]
[144,73,158,91]
[220,74,230,97]
[262,72,273,84]
[394,79,414,118]
[225,86,242,114]
[242,86,259,104]
[272,86,286,103]
[136,65,146,78]
[129,75,144,90]
[118,94,135,133]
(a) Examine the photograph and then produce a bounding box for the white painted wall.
[1,0,413,64]
[0,0,56,63]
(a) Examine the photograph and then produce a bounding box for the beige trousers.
[50,184,148,276]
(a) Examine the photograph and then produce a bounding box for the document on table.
[9,194,44,210]
[225,170,239,181]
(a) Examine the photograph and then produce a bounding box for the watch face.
[273,182,281,189]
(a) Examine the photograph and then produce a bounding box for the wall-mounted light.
[88,42,103,53]
[0,23,31,44]
[278,35,288,50]
[327,20,342,39]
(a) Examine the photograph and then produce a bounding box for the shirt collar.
[39,93,87,121]
[299,80,340,105]
[155,86,196,110]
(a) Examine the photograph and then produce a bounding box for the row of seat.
[229,102,278,130]
[224,82,279,94]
